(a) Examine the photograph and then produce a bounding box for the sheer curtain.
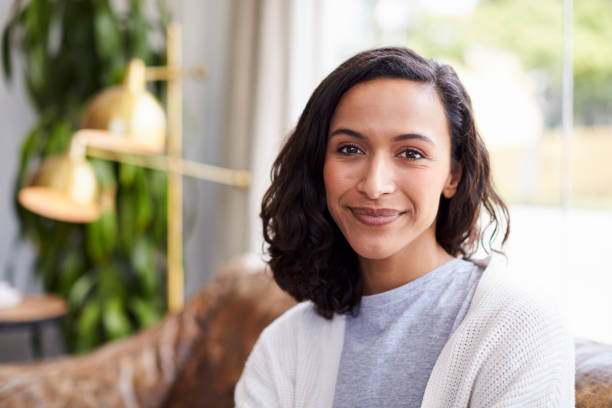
[218,0,324,263]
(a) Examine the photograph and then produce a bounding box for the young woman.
[235,47,575,407]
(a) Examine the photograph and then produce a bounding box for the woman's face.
[324,78,461,261]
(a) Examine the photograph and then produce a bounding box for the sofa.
[0,256,610,407]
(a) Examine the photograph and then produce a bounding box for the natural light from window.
[314,0,612,344]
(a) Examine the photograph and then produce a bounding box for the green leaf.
[90,159,117,190]
[1,19,13,81]
[98,208,117,256]
[102,297,131,340]
[132,235,157,295]
[25,0,52,44]
[85,208,117,262]
[1,0,25,81]
[107,55,126,85]
[130,296,161,328]
[25,43,47,106]
[16,120,45,184]
[134,168,153,231]
[150,170,168,246]
[118,190,136,254]
[35,223,64,291]
[75,299,101,353]
[127,0,150,61]
[131,19,150,61]
[98,263,126,301]
[57,249,84,298]
[42,119,71,157]
[68,273,96,307]
[85,218,105,264]
[93,6,121,61]
[119,163,137,188]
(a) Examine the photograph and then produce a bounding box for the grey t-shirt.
[332,258,483,408]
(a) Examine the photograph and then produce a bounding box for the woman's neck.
[359,238,454,295]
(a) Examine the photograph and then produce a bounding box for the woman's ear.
[442,161,463,199]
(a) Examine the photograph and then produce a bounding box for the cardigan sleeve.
[234,302,345,408]
[469,296,575,408]
[234,331,282,408]
[235,303,310,408]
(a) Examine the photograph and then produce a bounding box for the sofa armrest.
[0,256,295,408]
[575,338,612,407]
[163,262,295,407]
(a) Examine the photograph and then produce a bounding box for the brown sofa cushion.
[575,338,612,407]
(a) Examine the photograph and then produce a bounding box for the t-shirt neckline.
[358,257,466,310]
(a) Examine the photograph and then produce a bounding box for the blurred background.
[0,0,610,362]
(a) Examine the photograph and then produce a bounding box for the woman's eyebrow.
[329,128,435,145]
[393,133,435,145]
[329,128,364,139]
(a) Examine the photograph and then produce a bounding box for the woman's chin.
[350,242,397,261]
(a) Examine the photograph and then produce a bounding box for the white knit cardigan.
[235,256,575,407]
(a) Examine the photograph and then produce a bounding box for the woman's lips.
[349,207,403,226]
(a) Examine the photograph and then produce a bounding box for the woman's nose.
[356,155,395,199]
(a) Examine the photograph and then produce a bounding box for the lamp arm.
[145,66,207,82]
[68,130,250,188]
[85,146,250,188]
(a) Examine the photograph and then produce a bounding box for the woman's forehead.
[329,78,449,143]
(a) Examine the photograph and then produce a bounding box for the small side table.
[0,294,67,359]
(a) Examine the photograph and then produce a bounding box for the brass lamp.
[18,151,100,223]
[17,23,249,312]
[17,58,167,224]
[79,59,166,154]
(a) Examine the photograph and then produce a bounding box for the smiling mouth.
[348,207,404,226]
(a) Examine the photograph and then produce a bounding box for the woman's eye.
[338,145,363,155]
[398,149,424,160]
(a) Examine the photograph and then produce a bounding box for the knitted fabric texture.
[235,256,575,408]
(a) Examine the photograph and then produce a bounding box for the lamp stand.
[167,23,183,312]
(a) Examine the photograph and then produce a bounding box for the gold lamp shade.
[80,59,166,154]
[18,154,100,223]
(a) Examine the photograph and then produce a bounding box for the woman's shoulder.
[260,301,316,336]
[459,255,574,369]
[469,255,567,331]
[426,257,575,406]
[258,301,345,345]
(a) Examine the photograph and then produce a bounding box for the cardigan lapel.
[294,308,346,408]
[420,256,503,407]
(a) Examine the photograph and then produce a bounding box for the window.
[312,0,612,343]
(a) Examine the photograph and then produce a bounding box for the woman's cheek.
[323,159,345,195]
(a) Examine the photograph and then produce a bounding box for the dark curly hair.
[261,47,510,319]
